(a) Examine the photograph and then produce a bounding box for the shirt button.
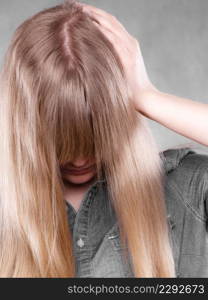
[77,237,85,248]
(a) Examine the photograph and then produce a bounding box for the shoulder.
[160,147,208,220]
[161,147,208,177]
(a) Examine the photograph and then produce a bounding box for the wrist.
[133,85,161,115]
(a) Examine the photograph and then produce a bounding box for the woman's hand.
[82,4,157,110]
[82,4,208,147]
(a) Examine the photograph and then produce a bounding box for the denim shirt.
[65,147,208,278]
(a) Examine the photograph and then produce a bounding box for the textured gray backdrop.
[1,0,207,153]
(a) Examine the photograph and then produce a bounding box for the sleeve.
[170,151,208,221]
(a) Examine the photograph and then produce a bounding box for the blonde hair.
[0,0,175,277]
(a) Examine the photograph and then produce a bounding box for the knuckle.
[132,37,138,46]
[111,15,117,21]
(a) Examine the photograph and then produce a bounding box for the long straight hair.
[0,0,175,277]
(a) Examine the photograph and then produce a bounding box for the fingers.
[82,3,115,20]
[82,4,128,36]
[81,3,132,56]
[92,20,120,45]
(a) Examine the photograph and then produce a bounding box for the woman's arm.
[136,88,208,146]
[82,4,208,146]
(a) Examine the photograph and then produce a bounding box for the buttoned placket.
[65,179,106,277]
[167,214,180,277]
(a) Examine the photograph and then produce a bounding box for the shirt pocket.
[108,233,128,251]
[91,223,134,277]
[179,254,208,277]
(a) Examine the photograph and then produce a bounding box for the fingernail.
[93,21,99,26]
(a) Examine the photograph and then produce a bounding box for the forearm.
[136,89,208,146]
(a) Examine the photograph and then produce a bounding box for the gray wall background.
[1,0,208,153]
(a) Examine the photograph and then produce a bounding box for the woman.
[0,0,207,278]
